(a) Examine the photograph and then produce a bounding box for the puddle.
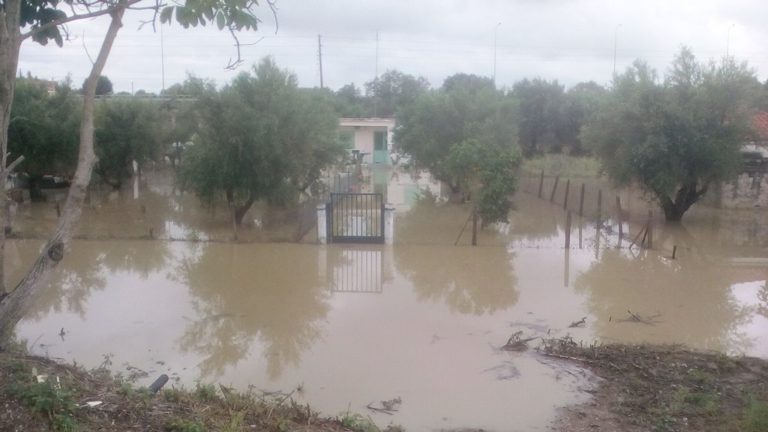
[8,168,768,431]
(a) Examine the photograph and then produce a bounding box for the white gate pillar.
[317,204,328,244]
[384,204,395,245]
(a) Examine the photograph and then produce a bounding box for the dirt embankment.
[3,341,768,432]
[0,349,402,432]
[543,338,768,432]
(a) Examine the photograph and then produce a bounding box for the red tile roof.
[752,112,768,141]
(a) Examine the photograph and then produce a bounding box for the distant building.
[338,118,395,165]
[717,111,768,208]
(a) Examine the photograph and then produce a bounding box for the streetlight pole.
[493,22,501,87]
[726,24,735,58]
[612,24,622,77]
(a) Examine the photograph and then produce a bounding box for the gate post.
[384,203,395,245]
[317,204,328,244]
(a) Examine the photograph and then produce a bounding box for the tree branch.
[3,155,25,175]
[20,0,143,41]
[225,26,244,70]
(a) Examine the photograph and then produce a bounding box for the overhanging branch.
[20,0,144,41]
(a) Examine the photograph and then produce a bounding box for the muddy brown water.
[8,169,768,431]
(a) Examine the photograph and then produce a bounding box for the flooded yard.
[8,168,768,431]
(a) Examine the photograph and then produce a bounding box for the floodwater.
[9,168,768,431]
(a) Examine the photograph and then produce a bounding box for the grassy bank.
[543,338,768,432]
[4,342,768,432]
[522,154,601,178]
[0,350,401,432]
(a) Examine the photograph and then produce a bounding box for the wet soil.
[4,344,767,432]
[544,338,768,432]
[0,349,403,432]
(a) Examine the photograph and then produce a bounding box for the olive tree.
[180,58,345,226]
[0,0,275,339]
[395,73,521,224]
[8,76,80,196]
[94,97,161,189]
[583,48,759,221]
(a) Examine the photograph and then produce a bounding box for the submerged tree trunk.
[0,0,23,295]
[658,181,709,222]
[225,188,256,226]
[0,6,126,341]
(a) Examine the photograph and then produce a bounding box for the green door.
[373,131,388,164]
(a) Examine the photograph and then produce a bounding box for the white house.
[338,117,395,165]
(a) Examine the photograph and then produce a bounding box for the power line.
[318,34,324,89]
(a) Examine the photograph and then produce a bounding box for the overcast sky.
[16,0,768,94]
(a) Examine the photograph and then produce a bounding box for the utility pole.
[726,24,735,57]
[493,22,501,87]
[612,24,621,77]
[160,22,166,93]
[375,30,380,81]
[318,34,324,89]
[374,30,379,117]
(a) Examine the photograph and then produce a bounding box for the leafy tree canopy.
[395,73,521,224]
[8,76,80,180]
[82,75,112,95]
[582,48,761,221]
[365,70,430,117]
[94,97,161,189]
[511,78,565,156]
[180,57,345,225]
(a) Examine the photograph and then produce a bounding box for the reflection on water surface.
[10,170,768,431]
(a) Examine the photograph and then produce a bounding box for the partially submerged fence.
[521,169,658,251]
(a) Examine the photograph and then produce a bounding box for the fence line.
[520,169,656,249]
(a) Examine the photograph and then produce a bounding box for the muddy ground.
[0,348,403,432]
[544,338,768,432]
[2,341,768,432]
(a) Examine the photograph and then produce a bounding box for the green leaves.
[160,1,260,31]
[584,48,759,220]
[216,11,225,30]
[180,58,344,218]
[8,77,81,179]
[94,97,162,189]
[396,73,521,224]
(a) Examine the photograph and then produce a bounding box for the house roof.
[339,117,396,129]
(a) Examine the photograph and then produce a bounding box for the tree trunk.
[0,6,126,341]
[658,181,708,222]
[0,0,23,295]
[234,196,255,226]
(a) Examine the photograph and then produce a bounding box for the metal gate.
[327,193,385,244]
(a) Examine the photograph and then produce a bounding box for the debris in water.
[367,397,402,414]
[148,374,169,394]
[501,331,539,351]
[568,317,587,328]
[618,309,662,325]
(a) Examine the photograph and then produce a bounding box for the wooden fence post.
[563,179,571,210]
[616,196,623,248]
[471,209,478,246]
[565,211,572,249]
[538,170,544,198]
[578,183,585,216]
[596,189,602,222]
[550,175,560,203]
[647,210,653,249]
